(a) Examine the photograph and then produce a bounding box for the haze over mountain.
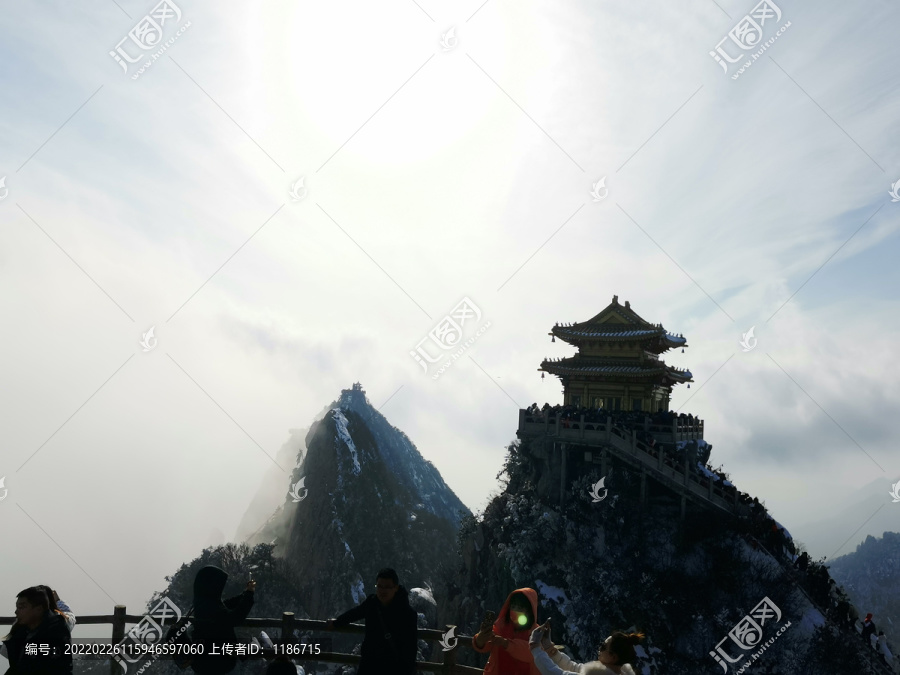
[828,532,900,653]
[790,476,900,560]
[63,384,899,675]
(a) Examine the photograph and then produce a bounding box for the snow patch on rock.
[333,409,361,474]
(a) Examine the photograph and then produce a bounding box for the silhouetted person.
[473,588,542,675]
[1,586,73,674]
[326,568,417,675]
[794,552,809,573]
[835,600,851,630]
[190,565,256,675]
[861,613,877,646]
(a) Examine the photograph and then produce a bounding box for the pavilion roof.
[539,356,693,382]
[550,295,686,351]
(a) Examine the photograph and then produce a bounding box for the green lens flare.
[517,615,527,625]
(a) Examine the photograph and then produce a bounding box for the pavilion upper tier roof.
[550,295,687,352]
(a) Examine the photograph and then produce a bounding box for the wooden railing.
[520,411,704,442]
[518,410,744,518]
[0,611,483,674]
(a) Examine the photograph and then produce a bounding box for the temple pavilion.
[539,295,693,412]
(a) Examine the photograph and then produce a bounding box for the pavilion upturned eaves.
[539,295,693,412]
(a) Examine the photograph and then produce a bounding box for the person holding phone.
[528,621,643,675]
[472,588,542,675]
[189,565,256,675]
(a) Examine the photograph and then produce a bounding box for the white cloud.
[1,0,899,625]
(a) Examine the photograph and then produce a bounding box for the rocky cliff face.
[248,384,470,624]
[434,436,892,675]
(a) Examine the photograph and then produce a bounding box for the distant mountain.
[791,477,900,560]
[248,384,471,623]
[75,385,470,675]
[828,532,900,657]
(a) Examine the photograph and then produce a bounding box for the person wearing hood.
[472,588,542,675]
[528,622,644,675]
[189,565,256,675]
[326,568,417,675]
[1,586,73,674]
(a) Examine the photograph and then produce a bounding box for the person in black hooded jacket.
[189,565,255,675]
[326,568,417,675]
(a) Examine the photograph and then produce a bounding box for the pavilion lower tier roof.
[540,357,693,382]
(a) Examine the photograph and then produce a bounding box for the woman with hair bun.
[528,621,645,675]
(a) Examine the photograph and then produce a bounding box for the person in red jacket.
[473,588,542,675]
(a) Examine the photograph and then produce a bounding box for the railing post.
[281,612,295,644]
[684,457,690,486]
[631,430,636,454]
[580,414,585,439]
[606,416,611,442]
[555,415,560,436]
[442,642,457,674]
[110,605,126,675]
[672,419,677,439]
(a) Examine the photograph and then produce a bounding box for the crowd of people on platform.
[525,403,702,430]
[3,572,650,675]
[524,403,741,495]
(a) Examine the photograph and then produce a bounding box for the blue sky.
[1,0,899,634]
